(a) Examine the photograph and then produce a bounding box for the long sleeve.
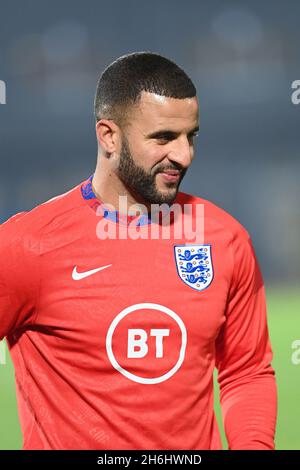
[0,212,38,340]
[215,228,277,450]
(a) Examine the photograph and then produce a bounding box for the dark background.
[0,0,299,284]
[1,0,300,451]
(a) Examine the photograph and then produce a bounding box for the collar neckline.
[81,174,152,226]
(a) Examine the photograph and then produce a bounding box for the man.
[0,52,277,450]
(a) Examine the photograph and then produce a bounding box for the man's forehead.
[130,91,199,127]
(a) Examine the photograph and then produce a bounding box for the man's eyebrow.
[146,125,199,139]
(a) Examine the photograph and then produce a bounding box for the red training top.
[0,176,277,449]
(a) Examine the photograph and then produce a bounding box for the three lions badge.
[174,245,213,291]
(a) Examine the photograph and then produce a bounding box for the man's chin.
[150,187,179,205]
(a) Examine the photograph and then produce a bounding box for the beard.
[117,136,186,205]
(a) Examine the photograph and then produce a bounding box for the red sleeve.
[0,213,39,340]
[215,228,277,450]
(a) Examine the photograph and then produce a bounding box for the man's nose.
[168,136,193,169]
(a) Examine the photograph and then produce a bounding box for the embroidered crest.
[174,245,213,291]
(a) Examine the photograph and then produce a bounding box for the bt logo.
[127,329,170,358]
[106,303,187,384]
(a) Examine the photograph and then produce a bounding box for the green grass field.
[0,286,299,450]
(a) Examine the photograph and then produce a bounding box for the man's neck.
[92,163,150,216]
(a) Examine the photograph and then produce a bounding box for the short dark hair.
[94,52,196,127]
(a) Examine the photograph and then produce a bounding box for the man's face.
[117,91,199,205]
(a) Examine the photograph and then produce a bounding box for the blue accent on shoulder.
[81,174,152,226]
[81,174,96,200]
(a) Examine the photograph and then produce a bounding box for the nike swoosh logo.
[72,264,112,280]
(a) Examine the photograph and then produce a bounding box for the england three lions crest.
[174,245,214,291]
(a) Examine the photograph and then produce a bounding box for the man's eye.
[157,136,173,144]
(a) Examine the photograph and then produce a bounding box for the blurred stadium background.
[0,0,299,449]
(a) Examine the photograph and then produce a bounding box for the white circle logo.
[106,303,187,384]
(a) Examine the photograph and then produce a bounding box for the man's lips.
[157,169,181,183]
[157,170,181,182]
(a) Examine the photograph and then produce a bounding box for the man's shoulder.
[0,182,84,242]
[177,191,250,241]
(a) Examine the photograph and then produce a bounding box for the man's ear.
[95,119,121,155]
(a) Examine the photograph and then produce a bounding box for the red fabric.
[0,180,277,449]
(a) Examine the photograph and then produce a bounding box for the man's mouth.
[158,171,180,183]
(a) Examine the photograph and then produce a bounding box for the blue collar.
[81,175,152,226]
